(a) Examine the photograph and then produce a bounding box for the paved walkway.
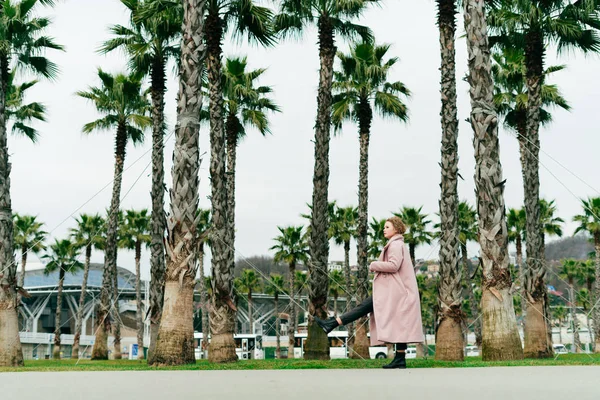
[2,366,599,400]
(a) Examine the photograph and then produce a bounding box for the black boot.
[382,351,406,369]
[313,316,339,334]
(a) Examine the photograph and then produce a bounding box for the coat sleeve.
[369,242,404,273]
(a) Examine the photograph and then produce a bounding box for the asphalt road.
[2,366,599,400]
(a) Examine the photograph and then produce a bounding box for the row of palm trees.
[13,210,154,360]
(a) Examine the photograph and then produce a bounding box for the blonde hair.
[386,216,406,235]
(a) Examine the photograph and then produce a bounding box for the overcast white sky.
[14,0,600,279]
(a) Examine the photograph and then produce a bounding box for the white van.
[553,343,568,354]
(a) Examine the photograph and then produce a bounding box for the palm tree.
[275,0,376,361]
[507,207,526,321]
[203,0,274,364]
[560,259,582,353]
[264,274,285,358]
[120,209,151,360]
[577,288,592,347]
[70,213,105,359]
[78,69,151,360]
[0,0,63,367]
[100,0,182,363]
[294,270,309,337]
[5,72,47,142]
[553,305,567,344]
[328,270,343,316]
[368,217,386,260]
[573,197,600,353]
[539,199,564,244]
[13,214,47,305]
[236,269,262,334]
[457,201,481,348]
[578,259,596,347]
[271,225,309,359]
[394,206,433,266]
[42,239,84,359]
[328,205,357,307]
[149,0,206,366]
[463,0,523,361]
[332,41,410,358]
[488,0,600,359]
[196,208,212,352]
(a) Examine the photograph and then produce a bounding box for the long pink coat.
[368,234,424,345]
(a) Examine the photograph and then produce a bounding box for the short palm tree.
[578,259,595,346]
[150,0,206,366]
[100,0,182,362]
[553,305,567,344]
[42,239,83,359]
[70,213,105,359]
[0,0,63,367]
[394,206,433,266]
[539,199,564,244]
[236,269,262,334]
[78,69,151,360]
[507,207,527,320]
[463,0,523,360]
[13,214,47,303]
[120,209,151,360]
[264,273,285,358]
[560,259,582,353]
[329,205,357,305]
[367,217,386,260]
[270,225,309,359]
[328,270,344,316]
[573,197,600,353]
[488,0,600,359]
[203,0,274,364]
[276,0,376,360]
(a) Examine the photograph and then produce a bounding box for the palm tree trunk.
[462,244,481,347]
[558,318,563,344]
[333,296,338,316]
[586,281,594,348]
[147,56,167,364]
[463,0,523,361]
[287,262,296,359]
[522,30,552,359]
[150,0,206,366]
[352,98,372,360]
[342,239,356,354]
[409,243,416,267]
[112,263,122,360]
[135,241,144,360]
[17,246,27,306]
[305,16,335,361]
[53,268,66,359]
[516,233,527,325]
[569,282,580,353]
[72,244,92,359]
[248,291,253,334]
[436,0,464,362]
[0,53,24,367]
[205,8,236,364]
[274,295,281,359]
[198,245,210,354]
[593,235,600,353]
[91,122,127,360]
[226,114,238,251]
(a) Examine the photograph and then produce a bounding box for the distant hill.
[545,235,593,261]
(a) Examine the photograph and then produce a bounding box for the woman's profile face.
[383,221,398,240]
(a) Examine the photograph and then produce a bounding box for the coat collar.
[383,234,404,250]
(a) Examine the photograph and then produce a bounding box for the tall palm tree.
[100,0,182,363]
[578,259,596,347]
[13,214,47,304]
[5,72,47,142]
[0,0,62,367]
[488,0,600,359]
[70,213,105,359]
[203,0,274,364]
[573,197,600,353]
[394,206,433,266]
[271,225,309,359]
[463,0,523,361]
[42,239,83,359]
[332,41,410,358]
[120,209,151,360]
[276,0,375,360]
[149,0,206,366]
[78,69,151,360]
[264,273,285,358]
[432,0,463,362]
[196,208,212,353]
[328,270,343,316]
[457,201,481,348]
[236,269,262,334]
[560,259,582,353]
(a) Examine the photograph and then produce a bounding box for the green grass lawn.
[1,354,599,372]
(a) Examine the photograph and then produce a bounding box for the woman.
[314,216,424,369]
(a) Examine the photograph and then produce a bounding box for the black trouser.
[338,296,407,351]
